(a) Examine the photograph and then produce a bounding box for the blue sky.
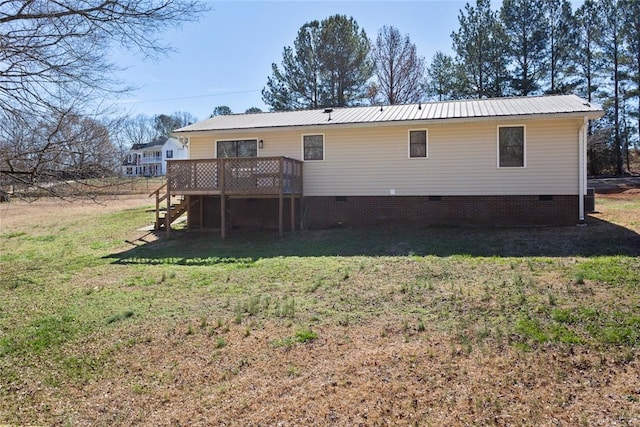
[110,0,580,122]
[111,1,469,121]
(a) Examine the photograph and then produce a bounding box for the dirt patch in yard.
[603,188,640,198]
[0,194,152,231]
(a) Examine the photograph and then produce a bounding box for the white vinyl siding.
[186,117,582,196]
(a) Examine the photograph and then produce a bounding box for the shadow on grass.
[106,215,640,265]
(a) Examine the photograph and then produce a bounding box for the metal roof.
[175,95,604,134]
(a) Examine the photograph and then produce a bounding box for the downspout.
[578,117,588,224]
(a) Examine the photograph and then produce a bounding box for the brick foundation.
[190,195,580,230]
[303,195,579,228]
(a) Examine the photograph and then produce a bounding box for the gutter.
[578,117,588,224]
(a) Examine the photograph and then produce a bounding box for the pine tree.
[621,0,640,149]
[574,0,601,103]
[575,0,603,175]
[598,0,628,176]
[263,15,372,111]
[451,0,509,98]
[544,0,577,94]
[211,106,232,117]
[425,52,467,101]
[262,22,324,110]
[501,0,549,95]
[318,15,373,107]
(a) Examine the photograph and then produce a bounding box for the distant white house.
[122,137,188,177]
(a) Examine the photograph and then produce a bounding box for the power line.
[121,89,262,104]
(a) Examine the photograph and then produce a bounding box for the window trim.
[215,138,259,158]
[408,129,428,159]
[302,133,325,161]
[497,125,526,168]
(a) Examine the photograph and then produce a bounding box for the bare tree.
[55,114,118,177]
[108,114,156,170]
[0,108,120,197]
[171,111,198,129]
[370,26,425,105]
[119,115,157,148]
[0,0,208,196]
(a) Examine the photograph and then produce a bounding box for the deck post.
[185,195,190,229]
[299,162,304,230]
[154,190,160,230]
[220,159,226,240]
[221,195,226,239]
[299,197,304,230]
[290,195,295,231]
[165,176,171,237]
[278,158,284,238]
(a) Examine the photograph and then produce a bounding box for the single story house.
[158,94,603,237]
[122,136,187,177]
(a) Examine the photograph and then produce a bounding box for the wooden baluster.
[220,158,226,240]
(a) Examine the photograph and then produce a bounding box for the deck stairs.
[156,197,188,230]
[149,184,188,230]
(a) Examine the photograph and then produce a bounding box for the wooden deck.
[157,157,303,238]
[166,157,303,196]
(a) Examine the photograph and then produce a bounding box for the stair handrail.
[150,182,168,230]
[149,182,167,198]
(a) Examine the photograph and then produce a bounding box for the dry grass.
[0,194,154,230]
[46,321,640,426]
[1,191,639,426]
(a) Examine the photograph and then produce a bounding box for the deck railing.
[166,157,303,196]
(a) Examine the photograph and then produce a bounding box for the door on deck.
[216,139,258,193]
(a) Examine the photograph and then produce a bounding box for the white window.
[166,149,173,159]
[303,134,324,161]
[498,125,525,168]
[408,129,428,158]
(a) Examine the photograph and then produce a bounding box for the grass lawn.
[0,193,639,426]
